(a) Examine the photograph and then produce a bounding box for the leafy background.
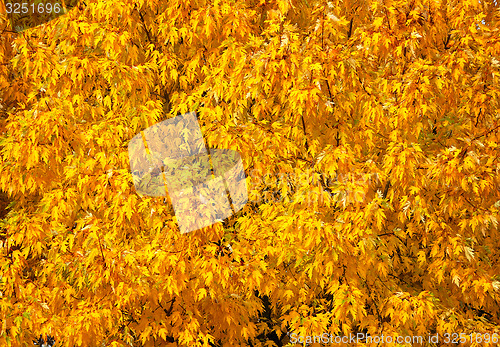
[1,0,500,346]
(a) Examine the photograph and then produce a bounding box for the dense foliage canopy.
[1,0,500,346]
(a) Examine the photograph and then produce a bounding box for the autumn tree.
[1,0,500,346]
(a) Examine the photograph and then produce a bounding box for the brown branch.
[138,9,152,44]
[444,32,451,50]
[347,18,353,39]
[94,227,107,269]
[472,121,500,141]
[384,7,392,31]
[301,114,309,151]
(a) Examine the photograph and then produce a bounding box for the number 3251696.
[5,2,62,14]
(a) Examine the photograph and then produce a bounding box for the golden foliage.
[1,0,500,346]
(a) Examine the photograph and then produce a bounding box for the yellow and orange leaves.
[1,0,500,346]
